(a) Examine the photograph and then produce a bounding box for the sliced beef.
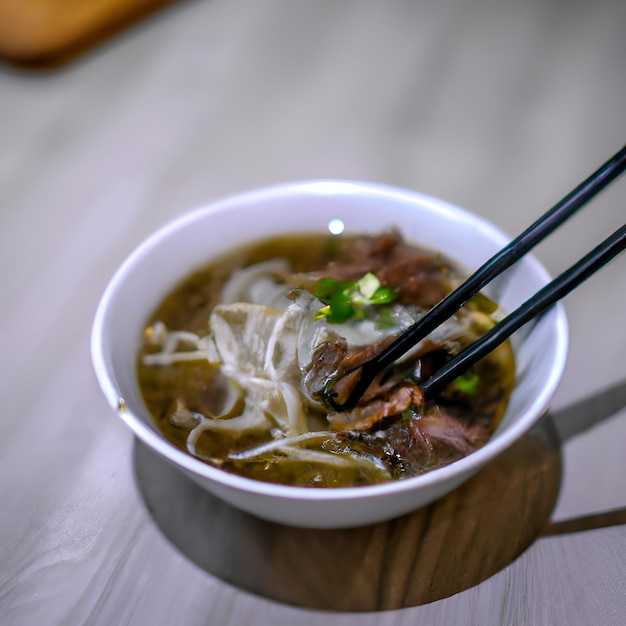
[341,405,490,479]
[325,231,458,307]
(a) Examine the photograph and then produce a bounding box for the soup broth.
[138,232,515,488]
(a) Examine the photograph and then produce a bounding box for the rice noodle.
[227,430,337,460]
[143,350,209,365]
[228,431,389,475]
[220,258,291,306]
[142,322,211,365]
[187,410,272,457]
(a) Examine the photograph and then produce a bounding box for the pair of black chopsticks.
[324,145,626,411]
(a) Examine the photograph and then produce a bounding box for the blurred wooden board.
[0,0,179,68]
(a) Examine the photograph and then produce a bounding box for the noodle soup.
[138,231,515,488]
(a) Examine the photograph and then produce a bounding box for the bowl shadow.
[133,417,561,611]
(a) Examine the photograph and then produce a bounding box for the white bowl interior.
[91,180,568,528]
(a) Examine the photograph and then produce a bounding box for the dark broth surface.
[138,232,515,488]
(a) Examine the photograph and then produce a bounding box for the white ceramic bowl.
[91,180,568,528]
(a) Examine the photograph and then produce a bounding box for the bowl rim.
[91,178,569,503]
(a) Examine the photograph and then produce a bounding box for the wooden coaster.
[0,0,179,68]
[134,417,561,611]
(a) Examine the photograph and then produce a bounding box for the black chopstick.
[421,222,626,397]
[324,145,626,410]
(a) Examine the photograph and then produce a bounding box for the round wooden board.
[134,416,561,611]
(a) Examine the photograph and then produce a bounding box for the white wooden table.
[2,1,625,624]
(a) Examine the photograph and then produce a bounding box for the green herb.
[312,272,397,324]
[451,369,480,395]
[356,272,380,299]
